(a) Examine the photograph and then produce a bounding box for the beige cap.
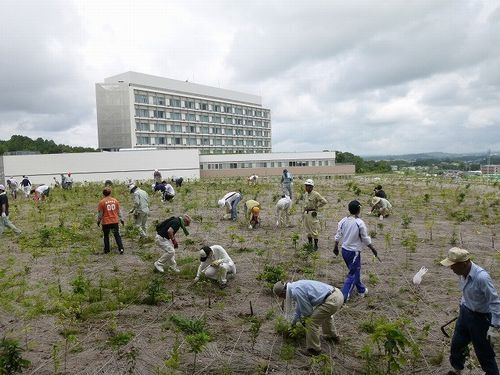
[273,281,286,296]
[304,179,314,186]
[372,196,381,205]
[440,247,470,266]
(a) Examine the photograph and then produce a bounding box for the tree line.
[0,135,97,155]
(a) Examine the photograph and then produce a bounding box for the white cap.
[304,179,314,186]
[154,169,159,172]
[218,199,225,207]
[129,184,136,192]
[0,184,4,190]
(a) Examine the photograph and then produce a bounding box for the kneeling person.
[194,245,236,288]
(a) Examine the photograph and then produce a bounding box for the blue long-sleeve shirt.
[460,262,500,326]
[288,280,334,324]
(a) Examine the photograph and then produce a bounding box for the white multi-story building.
[96,72,271,154]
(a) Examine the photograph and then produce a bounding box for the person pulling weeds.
[154,214,191,274]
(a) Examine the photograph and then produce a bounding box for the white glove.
[487,326,500,345]
[412,266,428,286]
[194,277,199,282]
[1,212,6,218]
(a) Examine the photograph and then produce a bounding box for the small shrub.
[108,331,134,348]
[401,214,412,229]
[0,337,31,374]
[256,265,287,288]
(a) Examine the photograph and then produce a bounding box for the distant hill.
[363,151,498,162]
[0,135,97,155]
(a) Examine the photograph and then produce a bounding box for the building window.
[137,136,149,145]
[187,113,196,121]
[155,123,166,132]
[212,127,221,134]
[201,103,208,110]
[200,126,209,134]
[185,101,195,109]
[135,108,149,117]
[224,106,232,113]
[213,104,220,112]
[174,137,182,145]
[246,119,253,126]
[154,110,165,119]
[255,110,262,117]
[225,139,233,145]
[187,138,197,145]
[257,140,263,146]
[225,128,233,135]
[136,122,149,131]
[235,119,242,125]
[200,115,209,122]
[236,129,243,135]
[158,137,166,145]
[171,99,181,107]
[225,117,233,124]
[202,138,210,145]
[171,112,181,120]
[187,125,196,133]
[256,120,262,127]
[153,96,165,105]
[212,116,221,123]
[235,107,243,115]
[230,163,237,169]
[135,94,148,104]
[172,124,182,133]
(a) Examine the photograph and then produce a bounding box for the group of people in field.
[1,169,498,374]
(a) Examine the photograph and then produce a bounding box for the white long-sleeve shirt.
[334,216,371,252]
[196,245,235,278]
[221,192,241,207]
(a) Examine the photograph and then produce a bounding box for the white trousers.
[203,262,236,284]
[155,234,178,270]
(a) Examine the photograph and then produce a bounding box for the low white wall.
[2,149,200,185]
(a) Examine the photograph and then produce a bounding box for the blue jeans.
[230,195,241,220]
[450,304,498,374]
[340,248,366,301]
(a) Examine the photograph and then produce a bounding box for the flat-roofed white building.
[96,72,271,154]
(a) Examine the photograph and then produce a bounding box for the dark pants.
[340,248,366,300]
[175,178,183,187]
[102,223,124,253]
[450,304,498,375]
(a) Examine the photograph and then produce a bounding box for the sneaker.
[300,348,322,356]
[103,249,110,254]
[379,215,384,220]
[170,267,180,273]
[119,249,124,254]
[359,288,368,298]
[154,261,164,273]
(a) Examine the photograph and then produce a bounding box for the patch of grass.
[108,331,134,348]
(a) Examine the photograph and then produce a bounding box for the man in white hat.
[6,178,20,199]
[302,179,327,250]
[20,176,32,198]
[128,184,150,238]
[218,191,242,221]
[0,184,21,236]
[273,279,344,356]
[194,245,236,288]
[440,247,499,375]
[370,196,392,219]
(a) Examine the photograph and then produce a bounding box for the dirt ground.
[1,174,498,374]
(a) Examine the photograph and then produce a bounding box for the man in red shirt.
[97,187,125,254]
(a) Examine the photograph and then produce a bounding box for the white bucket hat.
[304,179,314,186]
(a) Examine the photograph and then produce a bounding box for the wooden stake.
[249,301,254,316]
[171,291,174,302]
[208,297,211,308]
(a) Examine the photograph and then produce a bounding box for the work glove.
[1,212,6,218]
[172,238,179,249]
[333,244,339,256]
[120,220,125,226]
[487,326,500,346]
[211,259,223,267]
[194,277,199,282]
[97,221,101,227]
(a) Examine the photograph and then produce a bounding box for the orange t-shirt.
[97,197,121,225]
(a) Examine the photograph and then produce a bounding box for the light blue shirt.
[460,262,500,326]
[335,216,371,252]
[288,280,333,323]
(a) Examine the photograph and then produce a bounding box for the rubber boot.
[314,239,319,250]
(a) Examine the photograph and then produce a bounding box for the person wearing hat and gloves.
[172,176,184,187]
[20,176,32,198]
[154,214,191,273]
[245,199,260,229]
[334,200,378,301]
[128,184,150,238]
[0,184,22,236]
[97,187,125,254]
[281,169,294,199]
[273,280,344,356]
[153,169,162,184]
[371,196,392,219]
[6,177,20,199]
[276,194,292,227]
[194,245,236,288]
[218,191,242,221]
[302,179,327,250]
[440,247,499,375]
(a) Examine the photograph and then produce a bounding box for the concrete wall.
[2,149,200,185]
[96,82,133,150]
[200,164,355,178]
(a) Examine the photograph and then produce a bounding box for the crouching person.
[154,214,191,274]
[194,245,236,288]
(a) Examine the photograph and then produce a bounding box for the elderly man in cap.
[302,179,327,250]
[273,279,344,356]
[154,214,191,273]
[0,184,22,236]
[153,169,162,184]
[194,245,236,288]
[128,184,150,238]
[371,196,392,220]
[218,191,242,221]
[334,200,378,301]
[97,187,125,254]
[441,247,499,375]
[281,169,294,199]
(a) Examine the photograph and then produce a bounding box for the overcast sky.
[1,0,499,156]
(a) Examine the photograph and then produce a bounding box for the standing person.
[194,245,236,288]
[373,185,387,198]
[302,179,327,250]
[440,247,499,375]
[281,169,294,199]
[31,184,50,203]
[0,184,22,236]
[334,200,378,302]
[245,199,260,228]
[172,176,184,187]
[218,191,242,221]
[20,176,32,198]
[6,178,20,199]
[371,196,392,219]
[128,184,149,238]
[153,169,162,184]
[97,187,125,254]
[273,280,344,356]
[153,214,191,273]
[276,194,292,227]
